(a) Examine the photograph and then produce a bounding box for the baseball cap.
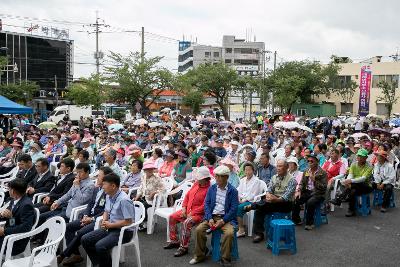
[356,148,369,157]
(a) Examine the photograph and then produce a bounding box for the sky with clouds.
[2,0,399,78]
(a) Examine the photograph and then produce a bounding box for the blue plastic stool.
[355,194,371,216]
[303,202,328,227]
[267,219,297,255]
[210,228,239,262]
[372,190,396,208]
[264,212,291,238]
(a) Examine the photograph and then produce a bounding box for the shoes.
[329,198,342,206]
[57,255,64,265]
[292,218,303,226]
[138,223,147,232]
[174,247,188,257]
[304,225,314,231]
[345,211,356,217]
[62,254,84,266]
[380,208,387,213]
[236,231,246,238]
[252,234,264,243]
[164,242,180,249]
[189,258,204,265]
[221,259,232,266]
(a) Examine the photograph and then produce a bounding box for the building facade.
[178,35,265,119]
[316,56,400,116]
[0,31,73,112]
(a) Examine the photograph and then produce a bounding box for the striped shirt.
[212,184,228,215]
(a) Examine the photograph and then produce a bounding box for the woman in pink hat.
[220,157,240,188]
[135,160,165,231]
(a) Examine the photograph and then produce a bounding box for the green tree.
[105,52,174,114]
[180,63,238,120]
[335,79,358,106]
[0,81,39,104]
[66,74,106,109]
[270,75,306,112]
[235,75,261,118]
[182,90,204,115]
[377,81,399,118]
[0,56,7,76]
[265,60,340,107]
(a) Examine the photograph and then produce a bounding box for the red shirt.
[183,180,210,219]
[322,159,344,181]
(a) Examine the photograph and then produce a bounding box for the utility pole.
[271,50,277,114]
[141,26,145,64]
[88,11,108,75]
[54,75,58,107]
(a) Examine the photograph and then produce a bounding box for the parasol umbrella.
[298,125,313,133]
[148,121,161,128]
[22,123,37,131]
[219,120,234,128]
[366,114,379,119]
[390,128,400,134]
[389,118,400,127]
[368,128,391,136]
[108,123,124,132]
[234,123,248,129]
[200,117,218,124]
[106,118,118,125]
[133,118,148,126]
[38,122,57,130]
[160,108,171,113]
[350,132,371,141]
[274,121,301,129]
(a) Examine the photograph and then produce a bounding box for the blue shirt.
[105,190,135,225]
[257,164,277,184]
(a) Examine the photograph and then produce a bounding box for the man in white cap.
[225,140,240,164]
[190,165,238,266]
[164,166,211,257]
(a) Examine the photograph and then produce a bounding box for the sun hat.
[287,156,299,166]
[220,157,239,172]
[127,144,141,156]
[356,148,369,157]
[374,150,388,160]
[142,161,157,170]
[231,141,240,146]
[214,165,230,176]
[193,166,211,181]
[30,143,41,151]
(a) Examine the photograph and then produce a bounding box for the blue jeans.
[237,201,252,218]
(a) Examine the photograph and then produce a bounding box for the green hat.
[356,148,369,157]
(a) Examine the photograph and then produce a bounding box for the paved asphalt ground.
[76,190,400,267]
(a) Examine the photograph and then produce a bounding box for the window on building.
[340,103,353,114]
[205,51,210,57]
[296,109,307,116]
[336,76,352,88]
[225,59,232,63]
[213,52,219,57]
[39,90,46,97]
[376,103,389,116]
[372,75,399,88]
[225,48,232,53]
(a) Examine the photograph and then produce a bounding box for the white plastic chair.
[0,166,19,190]
[245,180,268,236]
[70,204,88,221]
[120,169,128,180]
[2,216,66,267]
[394,156,400,189]
[151,181,193,240]
[87,201,144,267]
[330,174,345,212]
[0,190,5,208]
[32,193,49,204]
[146,176,176,235]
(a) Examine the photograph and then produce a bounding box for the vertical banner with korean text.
[358,66,371,116]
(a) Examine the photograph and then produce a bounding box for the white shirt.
[373,162,396,185]
[213,185,228,215]
[237,175,264,202]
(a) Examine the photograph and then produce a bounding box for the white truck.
[48,105,92,124]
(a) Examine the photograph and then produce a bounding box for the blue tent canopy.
[0,95,33,114]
